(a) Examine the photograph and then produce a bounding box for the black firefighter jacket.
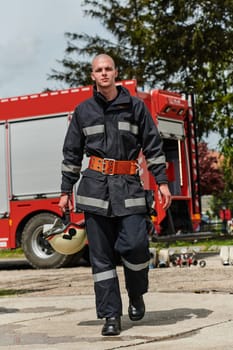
[61,85,168,217]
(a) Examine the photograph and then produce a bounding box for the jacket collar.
[93,85,131,110]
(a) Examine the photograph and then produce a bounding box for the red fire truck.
[0,80,201,268]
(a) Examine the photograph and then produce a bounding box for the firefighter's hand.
[158,184,172,211]
[58,194,73,213]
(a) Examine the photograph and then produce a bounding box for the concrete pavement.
[1,290,233,349]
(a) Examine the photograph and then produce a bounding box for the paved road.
[1,253,233,349]
[1,290,233,349]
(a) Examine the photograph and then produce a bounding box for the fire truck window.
[162,139,181,195]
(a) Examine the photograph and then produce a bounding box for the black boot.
[128,295,145,321]
[101,317,121,336]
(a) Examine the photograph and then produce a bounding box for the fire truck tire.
[21,213,81,269]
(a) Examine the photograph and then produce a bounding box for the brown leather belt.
[89,156,138,175]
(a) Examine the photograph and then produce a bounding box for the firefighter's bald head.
[91,54,116,71]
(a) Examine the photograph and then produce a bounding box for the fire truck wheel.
[21,213,82,269]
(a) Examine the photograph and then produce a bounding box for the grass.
[150,235,233,252]
[0,248,24,259]
[0,234,233,258]
[0,289,20,297]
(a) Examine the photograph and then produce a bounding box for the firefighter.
[58,54,171,336]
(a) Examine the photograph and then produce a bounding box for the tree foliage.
[198,142,233,214]
[48,0,233,170]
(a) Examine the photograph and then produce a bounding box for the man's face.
[91,56,118,89]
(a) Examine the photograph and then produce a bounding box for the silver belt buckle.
[102,158,116,175]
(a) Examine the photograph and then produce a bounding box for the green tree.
[198,141,233,216]
[48,0,153,87]
[218,137,233,211]
[48,0,233,167]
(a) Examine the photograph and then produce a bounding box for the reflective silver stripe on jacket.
[146,155,166,168]
[82,125,104,136]
[93,269,117,283]
[77,195,109,209]
[125,197,146,208]
[121,257,150,271]
[61,163,81,174]
[118,121,138,135]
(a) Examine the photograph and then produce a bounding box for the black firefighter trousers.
[84,212,150,319]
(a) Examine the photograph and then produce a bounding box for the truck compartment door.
[9,115,68,198]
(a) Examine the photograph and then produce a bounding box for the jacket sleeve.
[61,108,85,192]
[137,100,168,184]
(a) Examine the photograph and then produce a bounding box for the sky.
[0,0,219,148]
[0,0,106,98]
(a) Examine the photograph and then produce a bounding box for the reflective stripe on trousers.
[121,257,150,272]
[93,269,117,283]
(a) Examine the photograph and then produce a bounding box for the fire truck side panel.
[9,198,62,246]
[0,123,8,216]
[0,86,93,120]
[0,219,10,248]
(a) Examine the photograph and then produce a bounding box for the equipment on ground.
[169,247,206,268]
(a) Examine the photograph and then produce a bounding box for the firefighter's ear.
[115,69,118,79]
[91,72,96,82]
